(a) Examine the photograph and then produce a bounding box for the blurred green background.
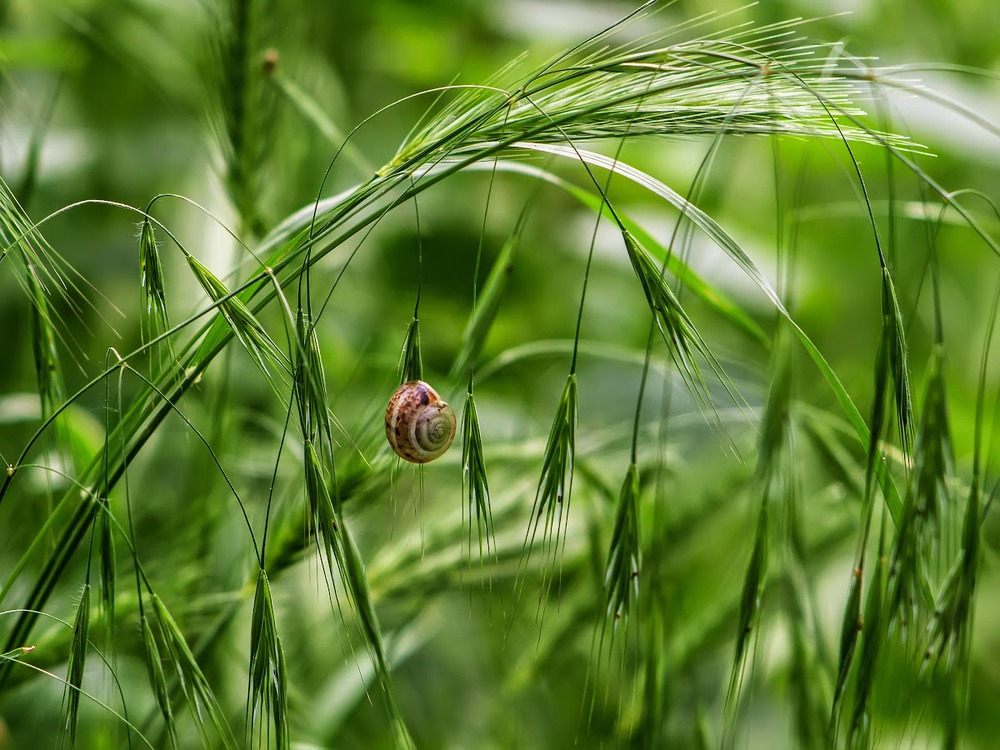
[1,0,999,748]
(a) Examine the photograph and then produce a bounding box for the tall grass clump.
[0,0,998,747]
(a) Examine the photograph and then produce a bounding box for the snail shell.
[385,380,456,463]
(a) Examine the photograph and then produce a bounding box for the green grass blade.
[756,328,794,484]
[722,501,768,746]
[612,199,768,349]
[138,216,174,373]
[139,611,179,748]
[336,517,417,750]
[923,481,980,676]
[831,566,863,718]
[622,229,742,422]
[57,583,90,749]
[848,520,889,747]
[733,505,768,668]
[185,253,287,379]
[28,270,66,419]
[400,316,422,384]
[96,506,115,640]
[291,307,341,573]
[785,572,831,750]
[881,268,914,458]
[293,310,335,460]
[148,594,238,750]
[299,424,415,747]
[865,269,913,500]
[304,439,341,576]
[450,228,519,380]
[269,72,372,176]
[887,345,952,630]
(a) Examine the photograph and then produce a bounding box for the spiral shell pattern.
[385,380,457,463]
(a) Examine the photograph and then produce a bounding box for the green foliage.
[57,584,89,748]
[0,1,998,748]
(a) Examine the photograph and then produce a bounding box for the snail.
[385,380,456,463]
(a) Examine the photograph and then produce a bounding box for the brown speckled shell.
[384,381,456,463]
